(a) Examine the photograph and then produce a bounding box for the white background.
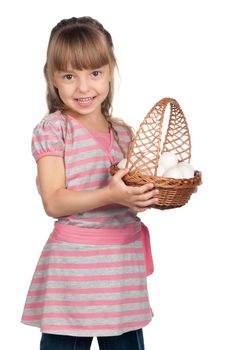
[0,0,231,349]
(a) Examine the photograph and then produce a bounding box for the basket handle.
[126,97,192,176]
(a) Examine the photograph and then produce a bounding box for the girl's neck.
[65,109,111,133]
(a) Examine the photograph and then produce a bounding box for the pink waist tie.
[50,221,154,276]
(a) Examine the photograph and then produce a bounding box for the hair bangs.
[49,26,112,73]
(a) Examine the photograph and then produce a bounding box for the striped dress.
[21,111,154,337]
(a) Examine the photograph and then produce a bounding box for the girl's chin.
[66,103,101,118]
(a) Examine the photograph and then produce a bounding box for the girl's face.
[53,64,111,119]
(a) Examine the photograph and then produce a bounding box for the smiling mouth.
[76,96,96,103]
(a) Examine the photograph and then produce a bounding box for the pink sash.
[50,221,154,276]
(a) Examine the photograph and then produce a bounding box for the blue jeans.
[40,329,145,350]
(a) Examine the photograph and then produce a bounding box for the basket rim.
[110,165,202,189]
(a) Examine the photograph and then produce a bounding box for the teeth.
[78,97,93,102]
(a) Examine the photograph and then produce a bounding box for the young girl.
[21,16,159,350]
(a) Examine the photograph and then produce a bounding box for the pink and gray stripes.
[21,111,153,336]
[22,238,153,336]
[31,111,140,229]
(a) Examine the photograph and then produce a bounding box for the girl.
[21,16,159,350]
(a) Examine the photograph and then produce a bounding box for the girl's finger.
[135,197,159,208]
[133,206,147,213]
[113,168,129,181]
[130,183,154,195]
[133,190,158,202]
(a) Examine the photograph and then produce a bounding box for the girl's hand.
[107,169,159,212]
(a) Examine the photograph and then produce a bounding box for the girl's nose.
[77,77,90,93]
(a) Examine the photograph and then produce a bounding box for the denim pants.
[40,329,145,350]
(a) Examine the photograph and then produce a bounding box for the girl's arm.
[37,156,159,218]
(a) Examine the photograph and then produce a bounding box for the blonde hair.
[44,17,133,155]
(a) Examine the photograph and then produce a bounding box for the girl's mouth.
[75,96,96,105]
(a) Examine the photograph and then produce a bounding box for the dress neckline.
[64,112,111,134]
[64,113,115,164]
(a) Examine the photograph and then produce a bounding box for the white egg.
[156,164,165,176]
[178,162,195,178]
[159,152,178,169]
[117,158,127,169]
[163,166,184,179]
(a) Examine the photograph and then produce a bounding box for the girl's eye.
[63,74,73,80]
[91,71,101,78]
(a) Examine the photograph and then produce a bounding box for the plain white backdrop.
[1,0,231,349]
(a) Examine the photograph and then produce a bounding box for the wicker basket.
[110,97,202,209]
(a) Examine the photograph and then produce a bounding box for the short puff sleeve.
[31,115,65,162]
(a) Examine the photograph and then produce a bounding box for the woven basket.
[110,97,202,209]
